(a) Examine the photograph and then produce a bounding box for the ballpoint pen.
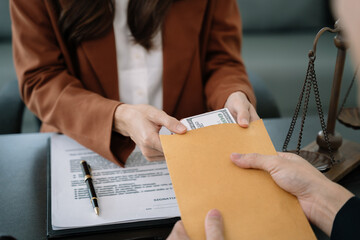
[80,160,100,215]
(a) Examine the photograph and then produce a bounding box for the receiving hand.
[167,209,224,240]
[224,91,259,127]
[231,152,354,236]
[113,104,187,161]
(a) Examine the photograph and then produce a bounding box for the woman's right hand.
[113,104,187,161]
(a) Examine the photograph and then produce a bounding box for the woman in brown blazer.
[11,0,258,166]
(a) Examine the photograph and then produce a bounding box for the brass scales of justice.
[283,20,360,182]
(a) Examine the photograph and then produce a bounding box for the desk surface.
[0,117,359,240]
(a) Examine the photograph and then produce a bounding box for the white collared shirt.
[113,0,163,110]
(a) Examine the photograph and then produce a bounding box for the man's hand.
[167,209,224,240]
[231,152,354,236]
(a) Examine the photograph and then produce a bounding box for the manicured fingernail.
[208,209,221,218]
[239,118,249,125]
[177,124,187,132]
[231,153,243,159]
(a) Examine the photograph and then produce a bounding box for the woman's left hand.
[224,91,259,127]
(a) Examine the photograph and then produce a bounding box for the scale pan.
[288,150,332,173]
[338,107,360,130]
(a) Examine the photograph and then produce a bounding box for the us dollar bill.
[180,108,236,130]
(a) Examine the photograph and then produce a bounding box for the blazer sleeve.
[203,0,256,110]
[10,0,134,167]
[330,197,360,240]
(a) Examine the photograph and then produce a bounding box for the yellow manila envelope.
[160,119,316,240]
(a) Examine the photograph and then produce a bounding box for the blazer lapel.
[80,29,119,101]
[162,0,207,115]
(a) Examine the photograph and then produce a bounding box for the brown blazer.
[11,0,256,166]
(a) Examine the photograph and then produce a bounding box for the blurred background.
[0,0,358,133]
[239,0,357,119]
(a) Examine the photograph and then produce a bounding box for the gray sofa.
[0,1,25,134]
[0,0,15,90]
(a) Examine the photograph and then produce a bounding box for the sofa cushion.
[237,0,328,32]
[0,0,11,40]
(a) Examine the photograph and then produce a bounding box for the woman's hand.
[231,152,354,236]
[113,104,187,161]
[224,91,259,127]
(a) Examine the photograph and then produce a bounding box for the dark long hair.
[56,0,172,50]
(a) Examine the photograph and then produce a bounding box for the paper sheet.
[51,134,179,230]
[160,120,316,240]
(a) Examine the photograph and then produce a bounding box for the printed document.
[51,134,179,230]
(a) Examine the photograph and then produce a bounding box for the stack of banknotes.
[159,108,235,135]
[180,108,235,130]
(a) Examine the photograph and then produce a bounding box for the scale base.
[303,139,360,182]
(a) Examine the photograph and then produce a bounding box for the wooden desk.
[0,117,359,240]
